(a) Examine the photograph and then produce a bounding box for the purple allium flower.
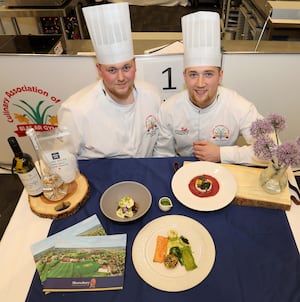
[253,137,276,161]
[251,114,300,167]
[250,119,273,138]
[276,142,300,167]
[266,114,286,132]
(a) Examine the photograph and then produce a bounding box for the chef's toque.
[181,11,221,68]
[83,3,134,64]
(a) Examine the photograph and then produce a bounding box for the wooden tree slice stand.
[29,173,89,220]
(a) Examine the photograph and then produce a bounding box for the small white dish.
[158,197,173,211]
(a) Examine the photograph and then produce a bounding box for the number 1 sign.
[136,54,185,100]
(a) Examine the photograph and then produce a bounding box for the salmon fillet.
[153,235,168,263]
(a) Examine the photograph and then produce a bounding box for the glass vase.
[259,162,288,194]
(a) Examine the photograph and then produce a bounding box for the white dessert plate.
[132,215,215,292]
[171,161,237,211]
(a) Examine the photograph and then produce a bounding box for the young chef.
[153,11,263,164]
[58,2,162,159]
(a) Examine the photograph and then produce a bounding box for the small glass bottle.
[7,136,43,197]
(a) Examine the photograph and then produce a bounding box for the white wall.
[0,52,299,164]
[221,53,300,142]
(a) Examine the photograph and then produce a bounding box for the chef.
[58,2,162,159]
[154,11,263,164]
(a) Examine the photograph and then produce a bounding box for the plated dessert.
[171,161,237,211]
[189,174,220,198]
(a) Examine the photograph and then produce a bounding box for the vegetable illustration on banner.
[2,84,61,136]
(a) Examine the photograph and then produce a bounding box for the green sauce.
[160,198,171,206]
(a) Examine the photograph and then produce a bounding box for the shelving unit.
[222,0,241,39]
[0,0,88,39]
[235,0,300,41]
[235,0,265,40]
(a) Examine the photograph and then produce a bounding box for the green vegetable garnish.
[181,246,198,271]
[169,246,183,265]
[165,230,197,271]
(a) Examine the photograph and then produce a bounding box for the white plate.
[132,215,215,292]
[171,161,237,211]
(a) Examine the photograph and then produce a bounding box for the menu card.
[31,215,127,293]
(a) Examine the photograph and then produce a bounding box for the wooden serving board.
[221,164,291,211]
[29,173,89,219]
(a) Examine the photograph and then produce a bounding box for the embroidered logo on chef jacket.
[175,127,189,135]
[146,115,158,136]
[212,125,230,141]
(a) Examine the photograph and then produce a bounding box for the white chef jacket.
[153,86,263,164]
[58,80,162,159]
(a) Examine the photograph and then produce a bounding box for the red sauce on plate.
[188,174,220,198]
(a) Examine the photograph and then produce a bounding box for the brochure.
[31,215,127,292]
[31,214,107,261]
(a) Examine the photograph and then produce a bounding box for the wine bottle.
[7,136,43,197]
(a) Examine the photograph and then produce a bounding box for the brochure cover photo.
[31,215,127,292]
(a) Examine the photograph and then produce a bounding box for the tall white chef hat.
[82,3,134,64]
[181,11,221,68]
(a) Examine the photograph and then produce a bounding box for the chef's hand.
[193,141,220,163]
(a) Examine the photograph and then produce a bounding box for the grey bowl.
[100,181,152,222]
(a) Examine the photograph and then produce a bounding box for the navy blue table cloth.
[26,157,300,302]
